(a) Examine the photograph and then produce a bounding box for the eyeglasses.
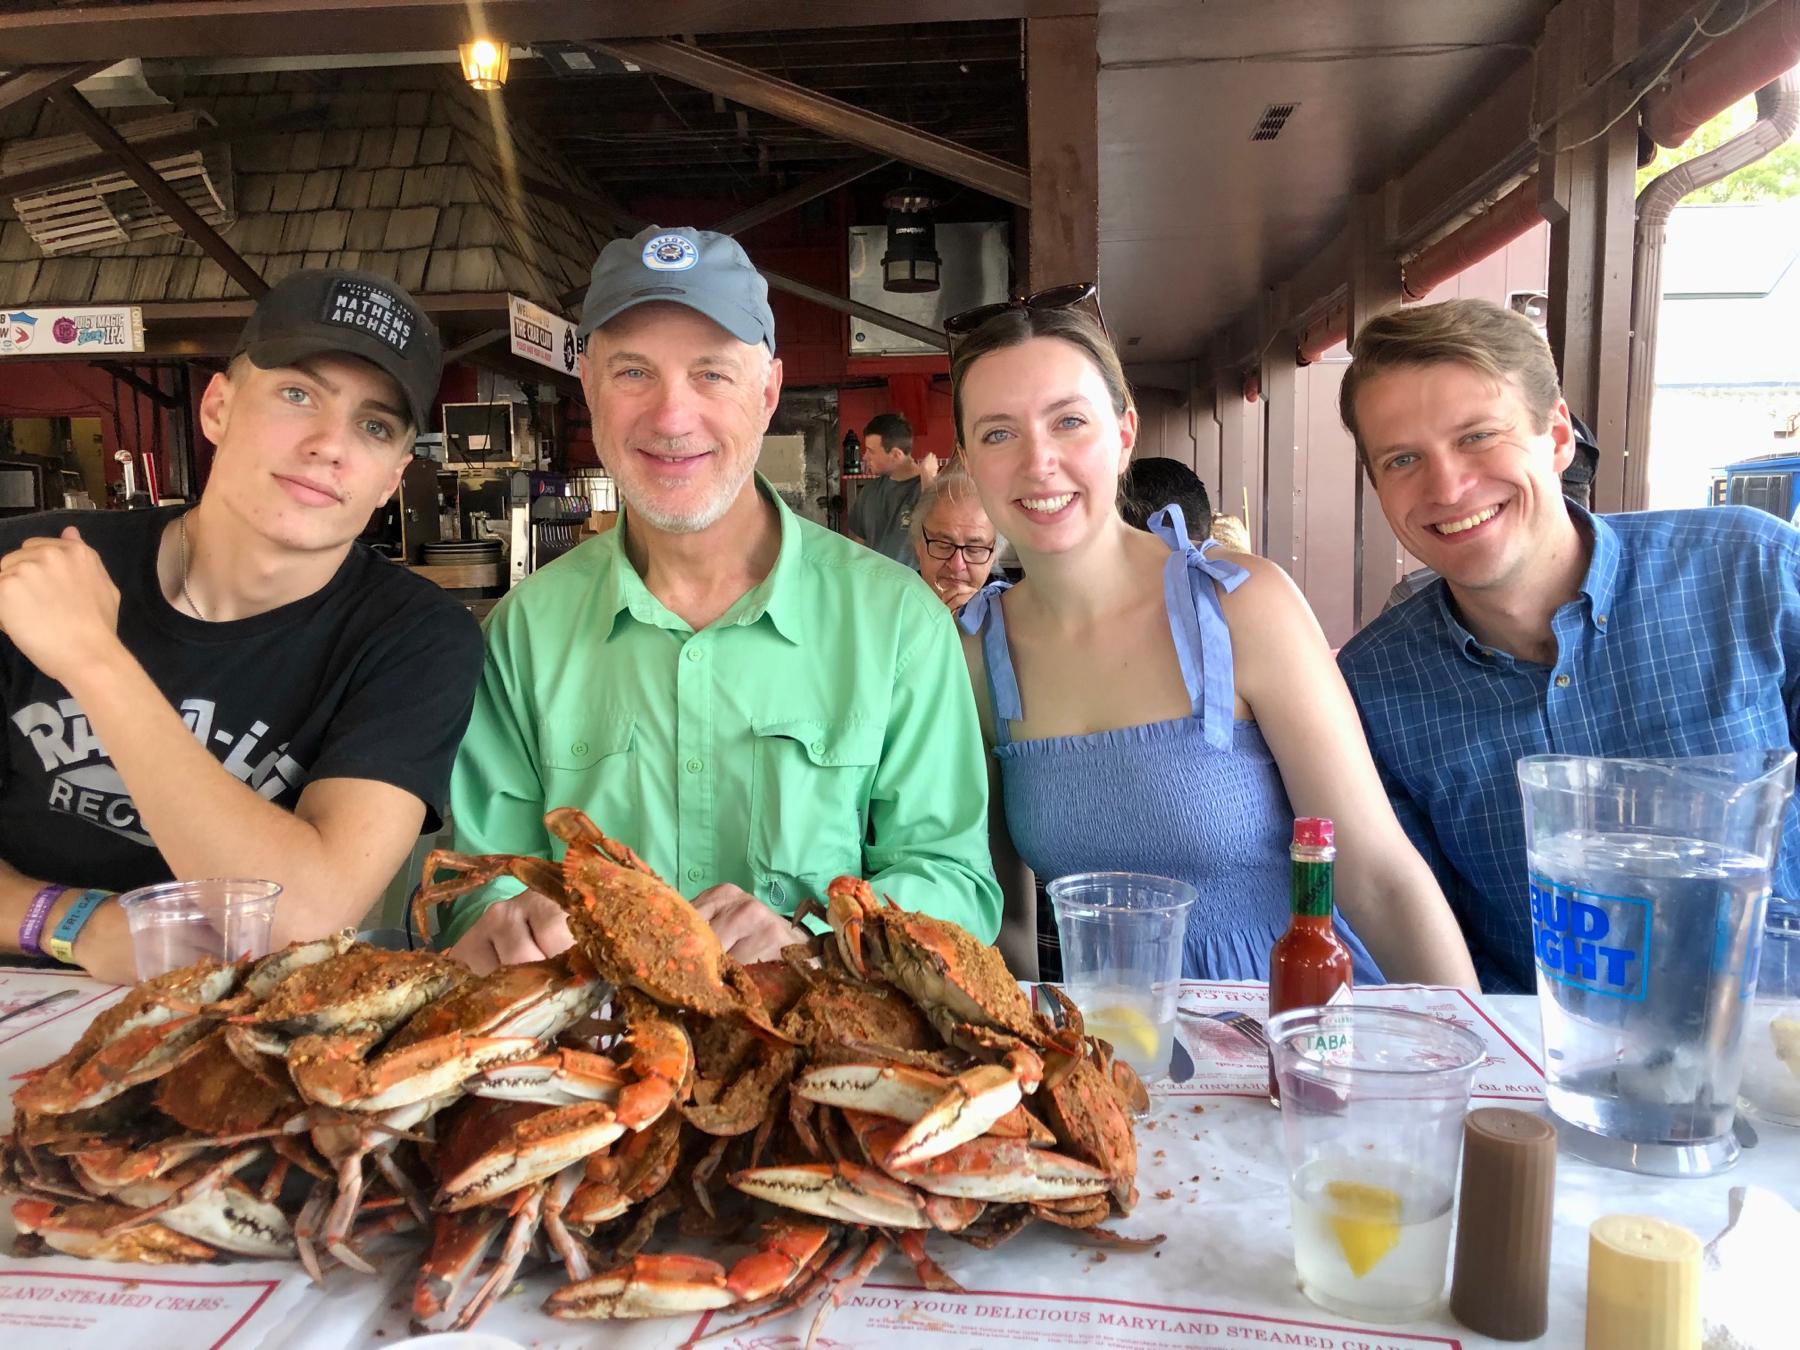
[943,282,1109,346]
[920,530,995,564]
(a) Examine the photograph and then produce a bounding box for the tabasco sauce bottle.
[1268,816,1354,1106]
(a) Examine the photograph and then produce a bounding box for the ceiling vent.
[1250,102,1299,142]
[7,110,233,256]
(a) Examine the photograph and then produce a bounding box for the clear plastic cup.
[1047,871,1196,1085]
[117,878,281,979]
[1739,897,1800,1126]
[1270,1004,1485,1322]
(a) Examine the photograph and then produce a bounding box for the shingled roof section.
[0,65,608,309]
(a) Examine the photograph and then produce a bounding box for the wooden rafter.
[594,37,1031,206]
[0,1,1092,65]
[0,62,108,114]
[710,154,890,237]
[52,87,268,299]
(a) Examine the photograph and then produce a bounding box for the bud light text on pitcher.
[1528,874,1650,1001]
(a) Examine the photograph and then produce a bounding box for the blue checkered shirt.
[1338,505,1800,992]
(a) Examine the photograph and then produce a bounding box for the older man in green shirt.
[437,226,999,970]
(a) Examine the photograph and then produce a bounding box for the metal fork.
[1200,1009,1271,1052]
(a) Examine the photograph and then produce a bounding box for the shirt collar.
[596,473,804,644]
[1571,502,1617,632]
[1432,500,1613,664]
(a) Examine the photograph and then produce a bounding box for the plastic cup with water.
[1270,1004,1485,1322]
[1739,896,1800,1126]
[1047,871,1195,1085]
[117,878,281,980]
[1518,750,1796,1175]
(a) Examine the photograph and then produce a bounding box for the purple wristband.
[19,885,66,959]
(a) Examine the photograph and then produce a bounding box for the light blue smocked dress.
[958,505,1384,983]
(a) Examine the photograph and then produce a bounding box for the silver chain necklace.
[178,514,206,622]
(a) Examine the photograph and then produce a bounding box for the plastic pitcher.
[1518,750,1796,1175]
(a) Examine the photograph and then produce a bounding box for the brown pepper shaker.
[1450,1107,1556,1340]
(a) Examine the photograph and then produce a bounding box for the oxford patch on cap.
[321,278,417,354]
[641,233,700,272]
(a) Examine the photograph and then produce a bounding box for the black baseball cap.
[232,268,443,430]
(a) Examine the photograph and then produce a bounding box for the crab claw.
[891,1135,1112,1204]
[546,1253,734,1319]
[730,1161,930,1229]
[883,1060,1035,1169]
[436,1101,625,1211]
[466,1047,627,1106]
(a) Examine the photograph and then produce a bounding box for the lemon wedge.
[1325,1179,1402,1278]
[1082,1004,1163,1062]
[1773,1016,1800,1079]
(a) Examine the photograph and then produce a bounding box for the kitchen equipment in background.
[507,470,591,586]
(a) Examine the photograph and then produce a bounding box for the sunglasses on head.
[943,282,1108,345]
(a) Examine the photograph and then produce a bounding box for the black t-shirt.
[0,506,484,894]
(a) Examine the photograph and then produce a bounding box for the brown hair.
[1339,298,1562,477]
[950,304,1135,449]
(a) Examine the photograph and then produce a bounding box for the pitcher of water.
[1518,751,1796,1175]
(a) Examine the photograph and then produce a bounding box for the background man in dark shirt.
[0,268,482,984]
[848,411,935,567]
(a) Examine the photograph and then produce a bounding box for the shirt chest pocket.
[537,714,640,850]
[749,719,883,902]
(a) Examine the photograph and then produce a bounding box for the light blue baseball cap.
[578,225,776,352]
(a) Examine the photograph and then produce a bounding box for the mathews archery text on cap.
[233,268,444,430]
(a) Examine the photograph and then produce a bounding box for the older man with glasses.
[909,469,1000,612]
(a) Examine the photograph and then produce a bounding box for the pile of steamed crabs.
[3,808,1158,1344]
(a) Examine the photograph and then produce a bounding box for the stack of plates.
[421,539,502,566]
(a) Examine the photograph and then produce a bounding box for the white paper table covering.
[0,977,1792,1350]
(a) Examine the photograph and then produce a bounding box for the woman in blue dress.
[949,299,1476,987]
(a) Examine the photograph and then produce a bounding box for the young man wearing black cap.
[437,226,999,972]
[0,268,483,983]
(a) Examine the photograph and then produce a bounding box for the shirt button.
[1596,614,1608,626]
[811,741,826,757]
[571,741,589,757]
[685,757,704,774]
[1554,674,1571,688]
[686,645,705,662]
[686,866,703,884]
[770,880,786,903]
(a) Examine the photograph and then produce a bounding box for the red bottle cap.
[1293,817,1333,849]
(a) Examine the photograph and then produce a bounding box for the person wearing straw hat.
[0,268,482,984]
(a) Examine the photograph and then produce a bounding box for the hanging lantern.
[881,190,941,294]
[459,38,511,91]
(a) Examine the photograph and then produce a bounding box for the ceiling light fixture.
[459,37,510,91]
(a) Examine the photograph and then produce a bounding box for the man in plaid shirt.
[1336,299,1800,992]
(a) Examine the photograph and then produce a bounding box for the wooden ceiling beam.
[594,37,1031,206]
[52,87,268,299]
[0,1,1090,65]
[709,154,890,236]
[0,61,109,114]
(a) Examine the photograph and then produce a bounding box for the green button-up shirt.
[440,479,1000,948]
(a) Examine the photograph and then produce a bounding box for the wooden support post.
[1346,188,1405,630]
[1261,333,1300,572]
[1025,14,1099,290]
[1538,0,1639,512]
[55,88,267,298]
[1213,364,1261,543]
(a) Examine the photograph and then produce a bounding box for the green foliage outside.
[1637,94,1800,202]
